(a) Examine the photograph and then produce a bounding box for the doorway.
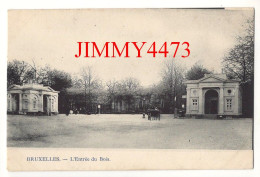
[43,95,48,113]
[12,94,19,113]
[204,90,218,114]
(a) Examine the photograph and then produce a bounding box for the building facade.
[7,83,59,115]
[184,74,242,118]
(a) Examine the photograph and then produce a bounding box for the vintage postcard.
[7,8,254,171]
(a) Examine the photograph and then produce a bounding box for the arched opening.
[204,89,218,114]
[43,95,48,113]
[12,94,20,113]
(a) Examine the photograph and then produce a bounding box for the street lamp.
[98,104,101,114]
[142,97,146,118]
[143,97,146,110]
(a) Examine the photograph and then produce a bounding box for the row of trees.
[7,55,252,115]
[7,60,73,90]
[7,59,212,114]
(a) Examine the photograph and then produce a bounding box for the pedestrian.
[66,107,70,116]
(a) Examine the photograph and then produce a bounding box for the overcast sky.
[8,9,254,87]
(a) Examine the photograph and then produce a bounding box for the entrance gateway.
[184,74,242,118]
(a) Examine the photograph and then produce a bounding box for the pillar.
[19,93,23,114]
[118,101,120,111]
[47,96,51,115]
[49,96,52,112]
[198,88,203,114]
[9,94,12,111]
[186,88,190,114]
[112,99,114,110]
[234,86,239,114]
[55,95,59,113]
[121,100,124,111]
[39,94,43,112]
[219,87,224,114]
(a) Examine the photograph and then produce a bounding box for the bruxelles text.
[75,42,190,58]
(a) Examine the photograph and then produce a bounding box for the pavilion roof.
[184,74,240,84]
[8,83,59,93]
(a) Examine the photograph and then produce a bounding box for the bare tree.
[79,66,102,112]
[222,18,254,117]
[7,60,35,87]
[25,59,45,83]
[107,77,141,112]
[161,59,186,112]
[223,18,254,83]
[106,79,119,112]
[121,77,140,94]
[106,79,118,96]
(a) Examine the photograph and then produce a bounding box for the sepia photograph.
[6,8,254,170]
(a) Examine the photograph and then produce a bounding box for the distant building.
[64,87,165,114]
[184,74,242,118]
[7,83,59,115]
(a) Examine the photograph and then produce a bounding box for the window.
[226,99,232,111]
[192,99,198,110]
[227,89,232,94]
[33,101,36,109]
[51,99,54,110]
[23,101,28,109]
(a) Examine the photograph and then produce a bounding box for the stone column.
[121,100,125,111]
[19,93,23,114]
[9,94,12,111]
[234,86,239,114]
[55,95,58,113]
[49,96,52,112]
[112,99,114,110]
[198,88,203,114]
[47,96,51,115]
[186,88,190,114]
[39,94,43,112]
[219,87,224,115]
[12,95,16,112]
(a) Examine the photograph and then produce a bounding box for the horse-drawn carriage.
[146,109,160,121]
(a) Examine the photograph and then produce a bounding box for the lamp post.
[98,104,101,114]
[142,97,146,118]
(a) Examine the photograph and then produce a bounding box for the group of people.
[66,108,78,116]
[65,107,91,116]
[142,107,160,121]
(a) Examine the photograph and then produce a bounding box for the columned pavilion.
[184,74,242,118]
[7,83,59,115]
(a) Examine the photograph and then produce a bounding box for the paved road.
[7,114,252,149]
